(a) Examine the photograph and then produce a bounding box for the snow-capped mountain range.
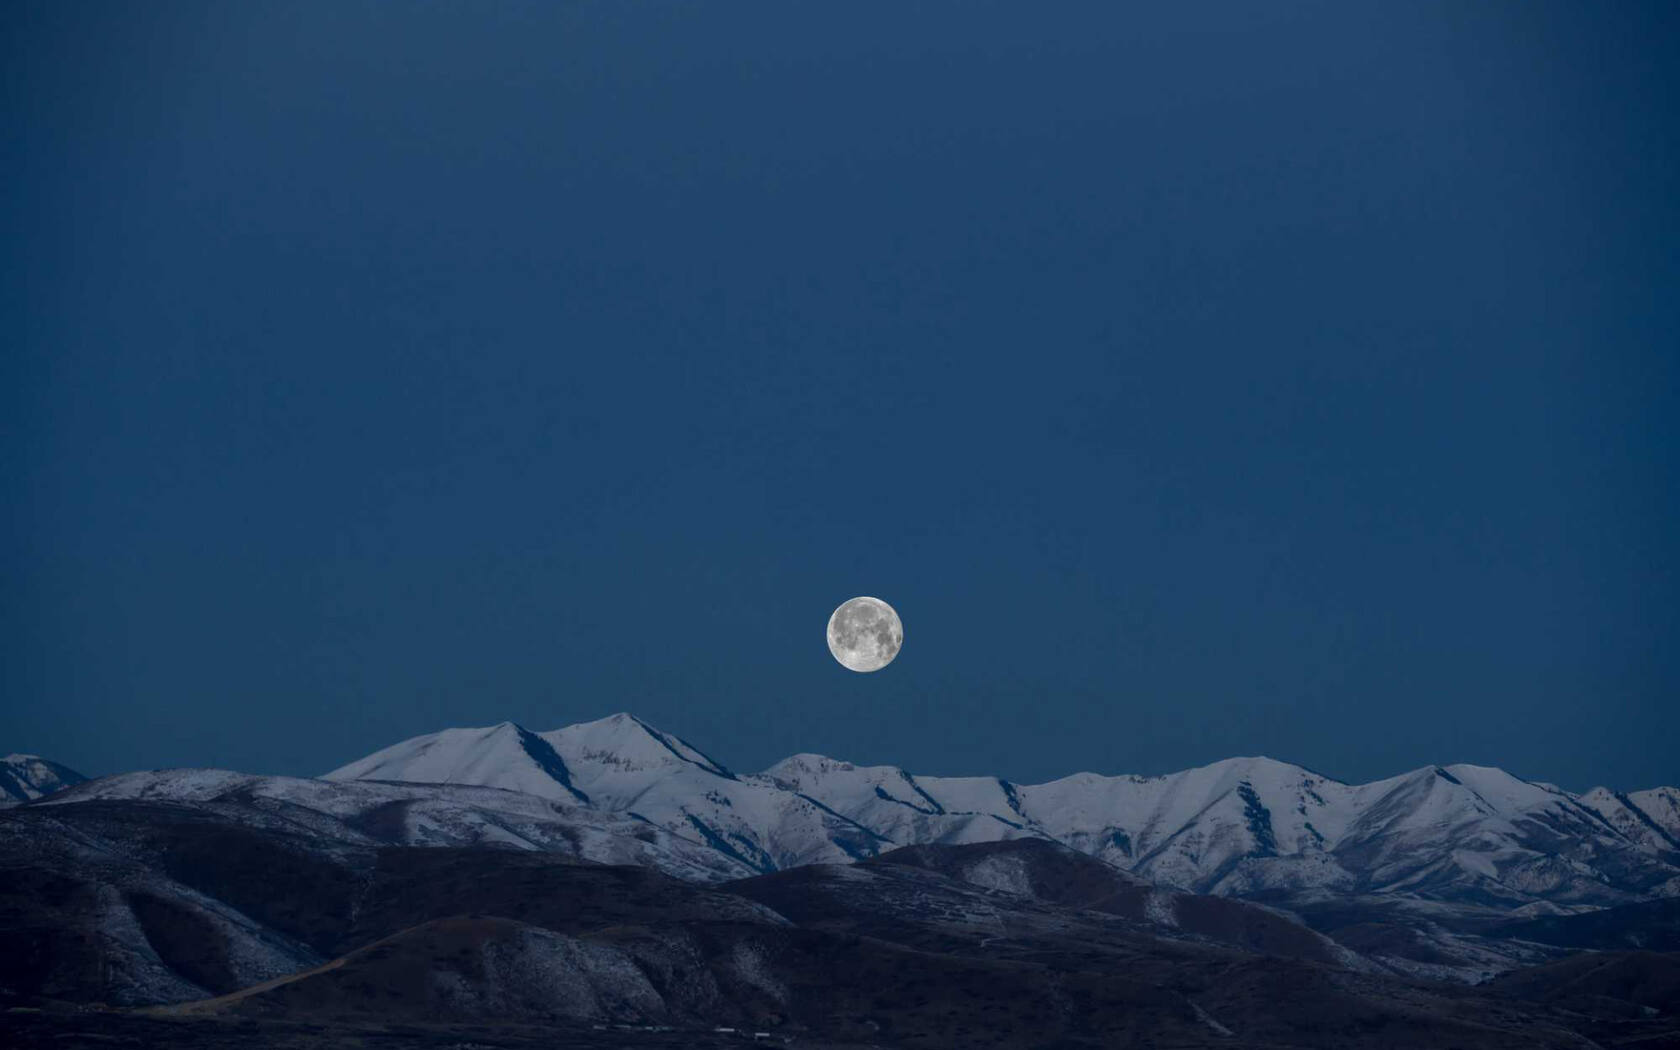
[320,713,1680,911]
[9,716,1676,1033]
[0,753,86,804]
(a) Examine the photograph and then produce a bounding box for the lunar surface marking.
[827,596,903,672]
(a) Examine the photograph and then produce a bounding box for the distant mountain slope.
[42,768,754,882]
[734,838,1366,970]
[326,715,1680,917]
[866,838,1365,968]
[1486,897,1680,952]
[0,753,86,803]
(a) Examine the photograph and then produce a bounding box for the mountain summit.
[0,753,87,804]
[330,714,887,872]
[325,715,1680,915]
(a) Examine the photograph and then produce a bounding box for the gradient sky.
[6,2,1676,791]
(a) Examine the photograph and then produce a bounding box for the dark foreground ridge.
[2,791,1677,1049]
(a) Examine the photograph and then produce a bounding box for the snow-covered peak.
[757,754,977,831]
[42,767,258,804]
[1437,763,1567,810]
[324,722,587,804]
[1630,787,1680,839]
[330,716,901,873]
[1578,784,1680,854]
[762,753,917,797]
[542,713,731,777]
[762,753,858,779]
[0,753,88,803]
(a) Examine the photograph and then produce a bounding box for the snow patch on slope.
[1,753,88,803]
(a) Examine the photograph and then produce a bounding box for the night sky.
[7,2,1676,791]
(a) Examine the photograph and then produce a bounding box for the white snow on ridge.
[332,714,894,874]
[1578,785,1680,854]
[1630,787,1680,839]
[326,722,589,804]
[31,715,1675,907]
[539,713,733,807]
[313,714,1680,908]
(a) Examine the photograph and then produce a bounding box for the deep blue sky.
[6,2,1676,791]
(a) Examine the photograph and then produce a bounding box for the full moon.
[827,596,903,673]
